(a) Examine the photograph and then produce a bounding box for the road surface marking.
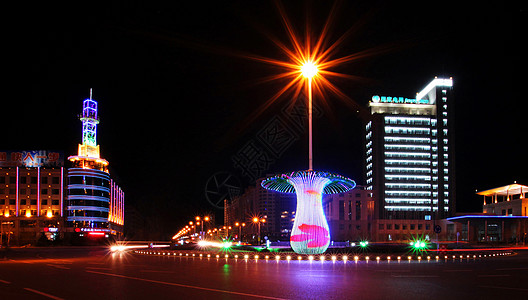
[51,260,73,264]
[86,270,288,300]
[0,279,11,284]
[390,275,439,278]
[47,264,70,270]
[140,270,175,273]
[24,288,64,300]
[496,267,528,271]
[86,267,112,270]
[10,259,33,264]
[479,285,528,291]
[477,274,511,277]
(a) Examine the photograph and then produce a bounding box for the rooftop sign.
[0,150,64,167]
[371,95,430,105]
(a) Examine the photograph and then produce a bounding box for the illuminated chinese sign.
[0,150,64,167]
[80,228,110,232]
[372,95,430,104]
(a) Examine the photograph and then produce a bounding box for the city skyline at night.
[5,1,525,239]
[1,2,527,299]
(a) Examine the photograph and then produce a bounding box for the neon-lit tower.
[69,89,108,171]
[81,91,98,150]
[66,90,124,237]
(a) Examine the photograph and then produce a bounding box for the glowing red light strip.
[60,167,63,217]
[88,232,105,236]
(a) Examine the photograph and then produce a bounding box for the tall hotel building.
[365,77,455,220]
[67,92,124,239]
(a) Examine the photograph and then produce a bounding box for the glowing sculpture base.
[262,170,355,254]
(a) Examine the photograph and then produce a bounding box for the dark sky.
[6,1,526,238]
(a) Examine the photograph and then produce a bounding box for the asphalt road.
[1,247,527,299]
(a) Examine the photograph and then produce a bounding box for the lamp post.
[300,60,318,170]
[222,226,230,238]
[261,60,356,254]
[235,222,246,242]
[251,12,361,254]
[189,221,195,235]
[195,216,210,239]
[253,217,266,245]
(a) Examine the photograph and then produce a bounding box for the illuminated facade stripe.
[37,167,40,216]
[385,137,430,142]
[67,216,109,222]
[385,206,432,211]
[60,167,64,217]
[67,206,109,212]
[16,167,19,216]
[385,198,432,202]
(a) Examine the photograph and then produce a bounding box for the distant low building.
[481,184,527,216]
[323,186,375,241]
[447,184,528,243]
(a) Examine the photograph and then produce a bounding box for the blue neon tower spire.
[68,89,108,172]
[81,89,99,147]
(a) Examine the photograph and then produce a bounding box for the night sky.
[6,1,525,238]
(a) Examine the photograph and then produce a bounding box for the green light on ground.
[409,238,429,254]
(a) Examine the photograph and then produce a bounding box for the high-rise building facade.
[67,91,124,239]
[365,77,455,220]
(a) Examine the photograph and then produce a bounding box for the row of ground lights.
[134,251,513,262]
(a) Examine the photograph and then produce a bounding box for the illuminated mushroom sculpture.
[262,171,354,254]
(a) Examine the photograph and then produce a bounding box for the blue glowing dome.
[261,170,356,194]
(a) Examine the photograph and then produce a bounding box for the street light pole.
[308,77,313,171]
[253,217,266,245]
[195,216,210,239]
[300,60,317,171]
